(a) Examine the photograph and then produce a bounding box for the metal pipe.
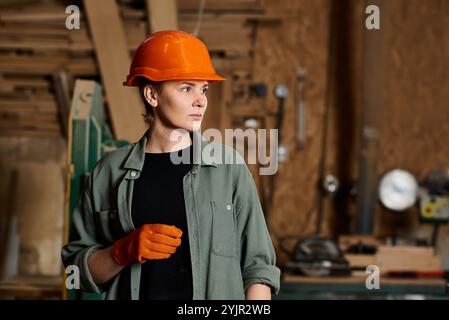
[355,0,386,234]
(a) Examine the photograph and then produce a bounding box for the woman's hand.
[87,224,183,285]
[112,224,183,266]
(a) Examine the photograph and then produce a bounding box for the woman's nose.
[193,92,207,108]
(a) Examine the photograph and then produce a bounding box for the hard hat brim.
[123,71,225,87]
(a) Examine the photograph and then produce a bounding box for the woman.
[62,30,280,300]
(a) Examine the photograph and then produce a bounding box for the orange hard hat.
[123,30,225,86]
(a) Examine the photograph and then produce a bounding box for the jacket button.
[226,204,231,210]
[130,171,137,177]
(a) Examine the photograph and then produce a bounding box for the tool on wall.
[261,84,289,218]
[274,84,289,163]
[274,84,289,143]
[296,68,308,150]
[276,64,350,276]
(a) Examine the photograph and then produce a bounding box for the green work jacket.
[61,130,280,300]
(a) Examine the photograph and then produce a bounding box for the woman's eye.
[181,87,191,93]
[202,88,208,94]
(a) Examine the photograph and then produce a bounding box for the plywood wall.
[255,0,449,267]
[376,0,449,268]
[252,0,332,264]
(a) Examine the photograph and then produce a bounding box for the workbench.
[277,273,449,300]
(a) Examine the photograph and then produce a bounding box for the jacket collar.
[123,129,218,172]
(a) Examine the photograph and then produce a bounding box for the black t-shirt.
[131,144,193,300]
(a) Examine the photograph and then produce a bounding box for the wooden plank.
[125,22,252,55]
[345,254,377,269]
[0,17,253,68]
[0,0,42,8]
[178,0,264,12]
[0,99,57,113]
[83,0,146,142]
[0,12,67,23]
[0,78,50,92]
[0,25,71,37]
[0,117,60,131]
[375,246,442,273]
[146,0,178,33]
[0,24,90,44]
[0,113,59,122]
[0,122,60,132]
[377,245,435,256]
[0,110,59,121]
[52,71,73,138]
[0,275,62,299]
[0,54,97,76]
[376,254,442,273]
[0,129,60,138]
[0,4,76,23]
[0,37,93,52]
[12,162,64,276]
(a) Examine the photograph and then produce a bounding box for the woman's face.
[147,80,209,132]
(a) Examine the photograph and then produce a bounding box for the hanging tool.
[296,68,308,150]
[262,85,289,218]
[274,84,289,143]
[274,84,289,163]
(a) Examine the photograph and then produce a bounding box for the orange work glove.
[112,224,182,266]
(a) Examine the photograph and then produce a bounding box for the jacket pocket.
[211,201,237,257]
[95,209,118,244]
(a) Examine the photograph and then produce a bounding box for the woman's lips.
[189,114,202,120]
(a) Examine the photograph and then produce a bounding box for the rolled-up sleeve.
[235,164,281,295]
[61,173,105,294]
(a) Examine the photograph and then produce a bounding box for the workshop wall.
[252,0,332,264]
[253,0,449,267]
[376,0,449,267]
[335,0,449,268]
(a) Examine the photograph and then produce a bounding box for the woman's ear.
[143,85,159,107]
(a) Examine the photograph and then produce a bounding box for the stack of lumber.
[339,235,443,276]
[0,0,270,138]
[376,245,442,274]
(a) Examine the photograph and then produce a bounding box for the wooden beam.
[146,0,178,34]
[83,0,146,142]
[52,71,73,138]
[177,0,264,13]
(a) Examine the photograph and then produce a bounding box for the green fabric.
[62,130,280,300]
